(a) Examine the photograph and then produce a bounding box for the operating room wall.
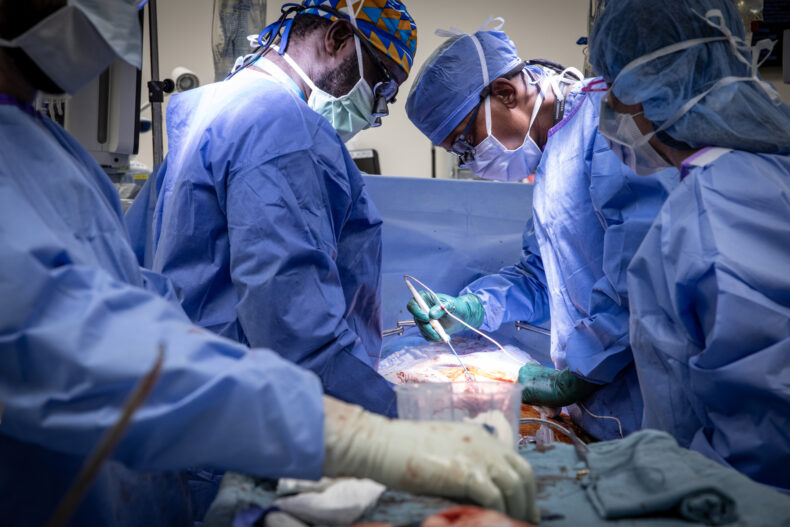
[138,0,216,170]
[137,0,590,175]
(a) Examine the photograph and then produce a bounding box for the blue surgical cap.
[589,0,790,154]
[406,27,521,145]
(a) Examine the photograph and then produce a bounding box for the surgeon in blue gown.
[590,0,790,491]
[0,1,322,524]
[0,2,539,525]
[404,22,677,440]
[126,0,419,418]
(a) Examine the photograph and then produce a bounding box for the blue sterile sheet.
[206,431,790,526]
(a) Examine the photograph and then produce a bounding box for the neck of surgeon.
[260,45,316,101]
[528,78,558,149]
[647,127,700,168]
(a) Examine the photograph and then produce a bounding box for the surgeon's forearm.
[0,260,325,479]
[464,272,549,332]
[306,339,396,417]
[463,222,551,332]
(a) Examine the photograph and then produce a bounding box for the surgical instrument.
[405,277,473,382]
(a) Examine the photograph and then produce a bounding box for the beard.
[314,51,360,97]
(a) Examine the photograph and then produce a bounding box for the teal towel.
[585,430,737,524]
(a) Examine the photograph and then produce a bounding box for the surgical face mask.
[598,95,671,176]
[280,38,377,143]
[461,75,548,182]
[0,1,142,95]
[464,100,543,182]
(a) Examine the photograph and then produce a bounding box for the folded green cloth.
[584,430,738,525]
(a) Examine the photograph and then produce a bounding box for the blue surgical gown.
[127,69,395,416]
[0,100,324,526]
[628,148,790,492]
[464,79,677,440]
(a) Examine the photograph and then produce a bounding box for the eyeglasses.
[352,27,398,125]
[344,17,399,125]
[451,99,485,164]
[317,5,399,126]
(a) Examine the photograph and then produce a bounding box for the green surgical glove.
[518,363,599,407]
[406,291,485,342]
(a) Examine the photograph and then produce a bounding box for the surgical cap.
[589,0,790,154]
[302,0,418,75]
[406,28,521,145]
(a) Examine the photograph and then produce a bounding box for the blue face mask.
[463,79,546,182]
[464,115,543,182]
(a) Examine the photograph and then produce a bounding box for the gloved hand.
[518,363,599,407]
[406,291,485,342]
[323,396,539,523]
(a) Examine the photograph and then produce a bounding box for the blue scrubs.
[127,68,395,416]
[0,98,324,526]
[464,79,677,440]
[628,148,790,492]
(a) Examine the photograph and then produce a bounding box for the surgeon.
[589,0,790,491]
[405,21,677,440]
[126,0,416,418]
[0,1,539,524]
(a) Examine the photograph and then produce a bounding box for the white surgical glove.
[322,396,539,523]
